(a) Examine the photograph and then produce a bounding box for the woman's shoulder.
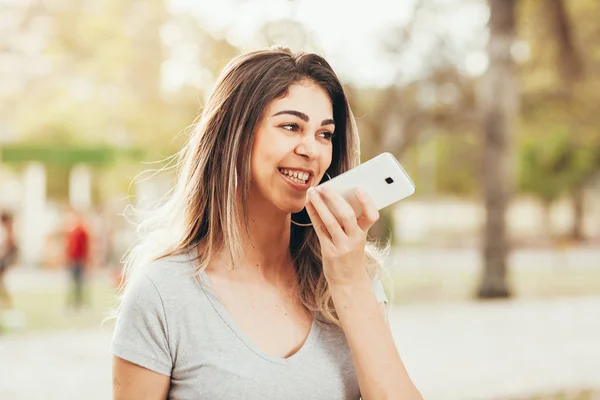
[145,251,196,275]
[132,251,201,296]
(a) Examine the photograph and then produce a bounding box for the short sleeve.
[111,273,173,376]
[372,277,388,305]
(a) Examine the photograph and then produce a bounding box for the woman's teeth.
[279,168,309,184]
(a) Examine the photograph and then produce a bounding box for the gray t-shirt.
[111,252,387,400]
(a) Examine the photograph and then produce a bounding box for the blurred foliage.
[1,144,143,165]
[3,0,198,154]
[517,0,600,203]
[0,0,599,221]
[519,129,597,204]
[434,131,480,196]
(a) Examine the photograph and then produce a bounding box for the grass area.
[384,266,600,305]
[4,281,117,333]
[3,265,600,334]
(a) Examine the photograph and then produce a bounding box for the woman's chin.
[289,206,306,214]
[274,197,309,215]
[282,203,307,214]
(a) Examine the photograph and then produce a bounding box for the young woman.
[111,47,422,400]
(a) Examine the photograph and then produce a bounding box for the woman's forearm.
[329,274,422,400]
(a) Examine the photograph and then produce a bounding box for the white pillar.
[20,162,46,266]
[69,164,92,211]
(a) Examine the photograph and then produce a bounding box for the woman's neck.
[209,197,296,286]
[243,210,293,282]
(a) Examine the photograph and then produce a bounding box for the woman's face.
[250,80,335,214]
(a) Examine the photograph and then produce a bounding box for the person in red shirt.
[0,211,17,311]
[65,210,89,310]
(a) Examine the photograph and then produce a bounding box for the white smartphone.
[317,152,415,217]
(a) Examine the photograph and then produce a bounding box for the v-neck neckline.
[197,269,321,366]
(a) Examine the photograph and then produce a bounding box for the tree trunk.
[477,0,517,299]
[546,0,584,87]
[570,185,585,241]
[542,200,554,243]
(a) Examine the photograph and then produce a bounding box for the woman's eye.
[319,131,335,141]
[281,123,300,132]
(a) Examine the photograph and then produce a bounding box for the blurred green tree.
[0,0,242,202]
[518,129,596,238]
[519,0,600,241]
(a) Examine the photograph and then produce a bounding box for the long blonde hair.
[119,47,387,326]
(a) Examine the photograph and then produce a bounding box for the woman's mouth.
[278,168,311,186]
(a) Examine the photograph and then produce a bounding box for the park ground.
[1,246,599,400]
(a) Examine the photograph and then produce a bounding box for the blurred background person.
[65,209,90,311]
[0,210,18,315]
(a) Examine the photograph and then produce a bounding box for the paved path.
[0,328,114,400]
[1,296,599,399]
[390,297,600,399]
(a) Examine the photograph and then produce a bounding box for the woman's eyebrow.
[272,110,335,126]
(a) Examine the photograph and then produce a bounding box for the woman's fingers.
[317,186,361,237]
[305,199,332,243]
[354,188,380,232]
[306,188,346,244]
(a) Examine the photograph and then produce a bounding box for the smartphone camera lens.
[385,177,394,184]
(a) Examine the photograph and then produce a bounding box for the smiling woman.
[110,46,422,400]
[252,82,335,204]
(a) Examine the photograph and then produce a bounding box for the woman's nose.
[295,136,318,159]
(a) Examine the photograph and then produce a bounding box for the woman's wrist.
[328,269,376,309]
[325,264,371,293]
